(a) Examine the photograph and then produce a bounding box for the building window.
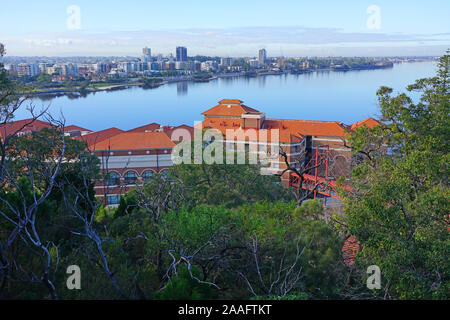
[107,195,120,205]
[124,171,137,185]
[161,169,169,178]
[142,170,154,183]
[106,172,120,186]
[273,162,279,169]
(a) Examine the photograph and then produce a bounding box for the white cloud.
[3,26,450,56]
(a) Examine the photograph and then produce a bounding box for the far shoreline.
[31,60,433,99]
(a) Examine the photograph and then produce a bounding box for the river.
[23,61,437,131]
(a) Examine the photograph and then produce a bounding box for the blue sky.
[1,0,449,56]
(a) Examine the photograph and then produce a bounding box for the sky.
[1,0,449,57]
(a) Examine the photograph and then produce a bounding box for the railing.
[288,144,351,206]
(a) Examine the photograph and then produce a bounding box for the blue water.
[25,61,437,131]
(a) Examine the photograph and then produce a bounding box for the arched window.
[107,195,120,206]
[124,171,137,184]
[142,170,154,183]
[106,172,120,186]
[160,169,169,178]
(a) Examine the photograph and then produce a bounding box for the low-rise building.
[89,131,176,206]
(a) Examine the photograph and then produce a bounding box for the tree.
[343,52,449,299]
[278,147,326,206]
[171,161,294,208]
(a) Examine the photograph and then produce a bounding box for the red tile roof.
[65,125,92,132]
[199,99,352,142]
[127,123,161,133]
[202,99,260,117]
[127,123,194,142]
[76,127,124,147]
[351,118,382,131]
[90,131,176,151]
[0,118,53,139]
[198,117,348,143]
[266,119,348,138]
[218,99,244,104]
[342,236,360,266]
[163,125,194,142]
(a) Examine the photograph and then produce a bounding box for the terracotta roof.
[198,117,347,143]
[90,131,176,151]
[351,118,381,131]
[218,99,244,104]
[0,118,53,139]
[267,119,348,138]
[65,125,92,132]
[202,99,260,117]
[127,123,161,133]
[127,123,194,142]
[75,127,124,147]
[163,125,194,142]
[342,236,360,266]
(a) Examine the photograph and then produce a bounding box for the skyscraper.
[142,47,152,62]
[259,49,267,66]
[176,46,188,62]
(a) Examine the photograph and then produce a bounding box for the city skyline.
[1,0,449,57]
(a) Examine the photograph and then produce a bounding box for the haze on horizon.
[1,0,449,57]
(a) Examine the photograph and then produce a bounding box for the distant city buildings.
[17,63,39,77]
[142,47,152,62]
[3,45,410,84]
[220,57,233,68]
[259,48,267,66]
[201,60,218,72]
[176,46,188,62]
[248,59,260,69]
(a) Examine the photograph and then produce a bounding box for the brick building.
[197,99,380,184]
[88,131,176,205]
[78,123,193,206]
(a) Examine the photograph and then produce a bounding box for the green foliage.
[252,292,309,300]
[294,199,324,218]
[344,53,450,299]
[154,266,212,300]
[237,201,344,299]
[172,162,294,208]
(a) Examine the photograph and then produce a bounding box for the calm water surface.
[25,61,437,131]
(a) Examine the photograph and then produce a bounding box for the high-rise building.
[220,57,233,67]
[17,63,39,77]
[176,46,188,62]
[142,47,152,62]
[259,49,267,65]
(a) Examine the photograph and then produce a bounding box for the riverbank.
[30,61,399,97]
